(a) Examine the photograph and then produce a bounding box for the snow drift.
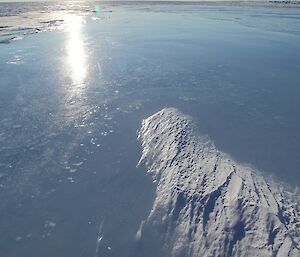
[137,108,300,257]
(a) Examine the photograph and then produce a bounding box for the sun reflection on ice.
[61,15,90,125]
[66,16,86,84]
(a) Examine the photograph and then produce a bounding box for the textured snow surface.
[138,108,300,257]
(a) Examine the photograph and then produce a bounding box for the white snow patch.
[138,108,300,257]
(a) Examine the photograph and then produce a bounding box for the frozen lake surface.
[0,2,300,257]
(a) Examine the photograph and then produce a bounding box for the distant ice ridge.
[137,108,300,257]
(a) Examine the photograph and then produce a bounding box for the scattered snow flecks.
[138,108,300,257]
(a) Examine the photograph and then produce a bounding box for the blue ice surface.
[0,3,300,257]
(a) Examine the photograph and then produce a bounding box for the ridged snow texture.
[138,108,300,257]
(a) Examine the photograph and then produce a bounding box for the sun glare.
[66,15,86,84]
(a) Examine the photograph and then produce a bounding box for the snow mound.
[138,108,300,257]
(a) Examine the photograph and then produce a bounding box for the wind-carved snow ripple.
[137,108,300,257]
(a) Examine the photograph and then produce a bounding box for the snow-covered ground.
[138,108,300,257]
[1,2,299,256]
